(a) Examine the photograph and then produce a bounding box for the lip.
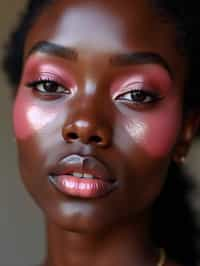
[49,154,117,199]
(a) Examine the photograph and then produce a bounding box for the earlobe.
[173,110,200,164]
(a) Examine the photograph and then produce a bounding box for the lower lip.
[49,175,116,199]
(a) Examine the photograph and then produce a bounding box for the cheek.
[124,103,182,158]
[13,91,59,140]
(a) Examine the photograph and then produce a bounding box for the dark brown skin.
[13,0,200,265]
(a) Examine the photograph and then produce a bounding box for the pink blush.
[13,90,58,140]
[13,92,34,140]
[143,114,181,158]
[124,101,182,159]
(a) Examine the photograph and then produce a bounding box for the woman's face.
[13,0,187,232]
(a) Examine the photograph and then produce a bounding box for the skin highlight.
[8,0,200,265]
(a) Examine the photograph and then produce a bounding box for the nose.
[62,119,112,147]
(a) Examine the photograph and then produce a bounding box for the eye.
[26,79,70,95]
[116,89,161,104]
[113,79,164,106]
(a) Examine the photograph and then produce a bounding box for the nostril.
[67,132,79,140]
[62,123,110,146]
[89,135,102,143]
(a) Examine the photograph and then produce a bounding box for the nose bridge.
[74,81,107,121]
[62,83,113,147]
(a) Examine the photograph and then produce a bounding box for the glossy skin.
[13,0,198,265]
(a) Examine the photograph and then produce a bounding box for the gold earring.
[180,156,186,164]
[173,154,186,165]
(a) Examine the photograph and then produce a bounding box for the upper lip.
[50,154,115,182]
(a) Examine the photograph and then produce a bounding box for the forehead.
[25,0,174,52]
[24,0,186,83]
[45,3,127,53]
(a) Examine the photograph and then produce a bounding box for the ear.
[173,110,200,164]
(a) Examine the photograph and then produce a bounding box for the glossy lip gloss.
[49,154,117,199]
[49,174,116,198]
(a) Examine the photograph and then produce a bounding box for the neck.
[42,214,158,266]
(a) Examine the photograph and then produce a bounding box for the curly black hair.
[3,1,200,265]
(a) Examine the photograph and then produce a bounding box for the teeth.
[71,172,94,179]
[72,172,83,178]
[83,173,94,179]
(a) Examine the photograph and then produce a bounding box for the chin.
[42,201,119,234]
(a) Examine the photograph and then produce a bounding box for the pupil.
[131,91,145,101]
[44,82,57,92]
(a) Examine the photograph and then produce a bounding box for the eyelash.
[115,89,162,105]
[26,78,70,95]
[26,78,162,106]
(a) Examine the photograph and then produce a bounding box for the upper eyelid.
[25,72,66,85]
[26,78,63,86]
[22,64,76,86]
[112,81,146,99]
[110,67,172,97]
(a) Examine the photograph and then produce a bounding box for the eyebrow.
[27,41,173,79]
[111,52,174,79]
[27,41,78,61]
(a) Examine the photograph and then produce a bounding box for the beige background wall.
[0,1,200,266]
[0,1,45,266]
